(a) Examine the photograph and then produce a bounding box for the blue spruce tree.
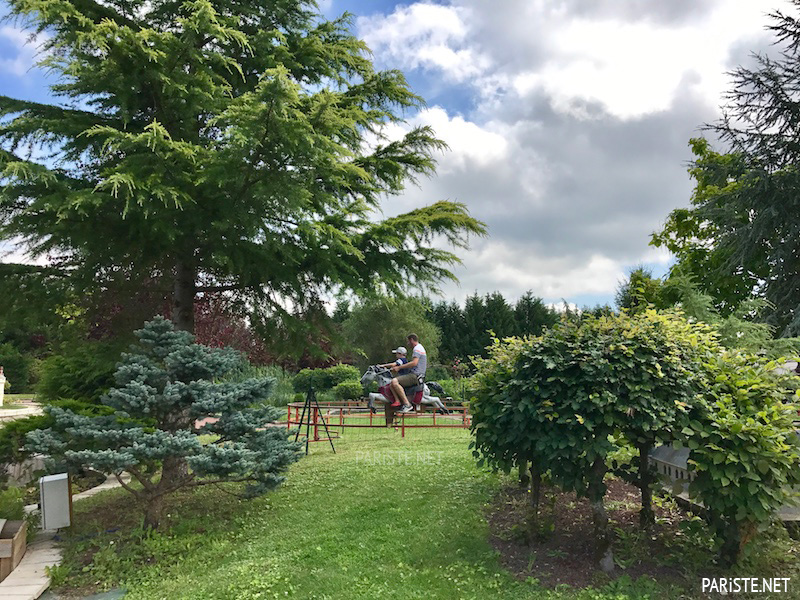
[28,317,302,528]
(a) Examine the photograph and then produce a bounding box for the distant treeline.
[427,291,558,363]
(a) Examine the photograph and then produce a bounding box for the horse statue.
[360,365,451,416]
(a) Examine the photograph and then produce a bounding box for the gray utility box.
[39,473,72,530]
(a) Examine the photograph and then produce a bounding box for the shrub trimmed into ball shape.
[471,310,720,571]
[333,380,364,401]
[27,317,302,529]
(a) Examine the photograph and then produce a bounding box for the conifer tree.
[0,0,486,333]
[28,317,301,529]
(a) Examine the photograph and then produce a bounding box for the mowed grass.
[58,429,675,600]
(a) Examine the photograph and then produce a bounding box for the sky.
[0,0,789,308]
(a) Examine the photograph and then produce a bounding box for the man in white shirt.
[389,333,427,413]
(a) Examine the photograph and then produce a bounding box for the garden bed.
[486,478,714,590]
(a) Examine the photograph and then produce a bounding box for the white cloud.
[0,26,43,76]
[359,1,773,120]
[358,3,490,82]
[410,107,509,171]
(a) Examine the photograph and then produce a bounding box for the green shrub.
[332,380,363,401]
[223,363,294,407]
[426,364,450,381]
[292,364,359,393]
[685,353,800,566]
[0,399,115,467]
[324,364,360,388]
[0,487,24,520]
[470,310,720,570]
[0,343,34,393]
[0,414,51,465]
[433,378,470,402]
[37,342,121,404]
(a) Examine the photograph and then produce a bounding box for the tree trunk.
[144,456,189,529]
[718,519,742,568]
[637,442,655,528]
[589,457,614,573]
[518,458,530,488]
[143,493,164,530]
[527,462,542,542]
[173,258,196,332]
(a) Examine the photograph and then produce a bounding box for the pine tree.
[0,0,486,334]
[653,4,800,335]
[513,291,557,337]
[27,317,301,529]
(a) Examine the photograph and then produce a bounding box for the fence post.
[0,366,5,408]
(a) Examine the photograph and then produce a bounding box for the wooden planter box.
[0,519,27,582]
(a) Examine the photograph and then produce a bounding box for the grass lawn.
[53,430,700,599]
[3,393,36,406]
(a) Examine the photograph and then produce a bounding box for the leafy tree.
[0,343,34,394]
[654,5,800,334]
[340,296,440,369]
[684,353,800,566]
[471,311,720,569]
[28,317,301,529]
[614,267,670,315]
[0,0,485,335]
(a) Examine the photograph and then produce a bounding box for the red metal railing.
[283,399,471,441]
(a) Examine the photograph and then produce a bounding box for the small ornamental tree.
[27,317,302,529]
[684,353,800,566]
[471,310,718,571]
[470,335,547,536]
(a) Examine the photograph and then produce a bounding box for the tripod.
[293,388,336,455]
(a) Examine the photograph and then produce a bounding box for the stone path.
[0,405,43,422]
[0,473,129,600]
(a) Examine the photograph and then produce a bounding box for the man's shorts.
[395,373,420,388]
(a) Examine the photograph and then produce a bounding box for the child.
[379,347,410,375]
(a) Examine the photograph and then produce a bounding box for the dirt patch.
[486,478,697,590]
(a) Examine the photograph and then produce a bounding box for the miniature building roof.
[648,445,689,469]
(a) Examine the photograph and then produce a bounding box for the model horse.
[360,366,451,415]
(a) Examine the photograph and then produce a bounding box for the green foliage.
[684,353,800,565]
[652,5,800,336]
[470,310,722,567]
[0,399,115,467]
[432,378,470,403]
[615,267,670,315]
[340,297,440,368]
[430,291,557,363]
[0,414,51,466]
[0,487,24,520]
[37,341,122,404]
[332,380,363,401]
[0,0,485,338]
[222,364,295,407]
[27,317,302,529]
[0,343,34,393]
[292,364,360,393]
[616,270,800,356]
